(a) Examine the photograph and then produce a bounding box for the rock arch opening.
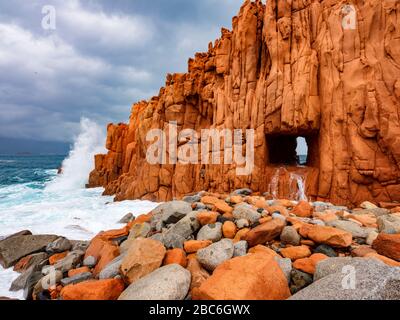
[266,133,319,167]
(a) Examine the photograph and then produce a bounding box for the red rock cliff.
[88,0,400,207]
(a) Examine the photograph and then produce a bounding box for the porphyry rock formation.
[88,0,400,207]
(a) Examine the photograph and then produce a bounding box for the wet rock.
[119,264,191,300]
[290,269,313,294]
[290,260,400,300]
[232,203,261,224]
[197,239,234,272]
[118,213,134,224]
[280,226,300,246]
[61,272,93,286]
[197,223,222,242]
[0,234,58,268]
[233,241,248,257]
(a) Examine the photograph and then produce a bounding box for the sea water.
[0,118,159,299]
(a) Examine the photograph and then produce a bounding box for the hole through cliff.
[266,133,319,167]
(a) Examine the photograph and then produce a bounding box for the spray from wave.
[45,118,106,192]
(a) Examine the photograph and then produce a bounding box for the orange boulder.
[197,211,219,226]
[186,257,210,291]
[49,252,69,265]
[61,279,124,300]
[291,201,313,218]
[184,240,212,253]
[192,253,290,300]
[222,221,237,239]
[68,266,91,278]
[163,248,187,268]
[299,224,352,248]
[372,233,400,261]
[243,219,286,247]
[280,246,312,261]
[292,253,328,274]
[93,243,119,276]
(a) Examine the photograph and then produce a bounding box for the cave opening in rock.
[266,133,319,167]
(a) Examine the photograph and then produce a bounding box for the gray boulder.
[46,237,72,254]
[290,260,400,300]
[290,269,313,294]
[42,250,84,275]
[197,223,222,242]
[71,240,90,252]
[60,272,93,286]
[83,255,97,268]
[14,252,48,274]
[275,257,292,283]
[280,226,300,246]
[197,239,234,272]
[118,264,191,300]
[183,194,201,204]
[326,220,368,238]
[99,254,125,279]
[0,234,58,268]
[377,215,400,234]
[235,219,250,229]
[232,203,261,224]
[314,257,384,281]
[232,188,252,196]
[118,213,134,224]
[233,241,248,257]
[151,201,193,231]
[10,265,37,291]
[161,212,200,249]
[314,244,338,257]
[23,271,43,300]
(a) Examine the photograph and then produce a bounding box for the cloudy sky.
[0,0,243,145]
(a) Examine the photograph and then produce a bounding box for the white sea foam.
[0,118,159,299]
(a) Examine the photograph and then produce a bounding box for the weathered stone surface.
[0,234,58,268]
[280,226,300,246]
[196,239,234,272]
[118,213,134,224]
[326,220,369,238]
[292,253,328,275]
[314,244,338,257]
[163,248,187,268]
[46,237,72,254]
[119,264,191,300]
[151,201,192,231]
[13,252,48,273]
[61,279,125,300]
[42,250,84,275]
[299,224,352,248]
[275,257,292,283]
[244,219,286,247]
[99,254,125,279]
[193,253,291,300]
[372,233,400,261]
[120,238,166,284]
[161,212,200,249]
[377,215,400,234]
[290,269,313,294]
[292,201,313,218]
[187,257,210,291]
[88,0,400,208]
[232,203,261,224]
[291,260,400,300]
[280,246,312,261]
[314,257,384,281]
[60,272,94,286]
[196,223,223,242]
[233,241,248,257]
[184,240,212,253]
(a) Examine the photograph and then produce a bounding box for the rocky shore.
[1,190,400,300]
